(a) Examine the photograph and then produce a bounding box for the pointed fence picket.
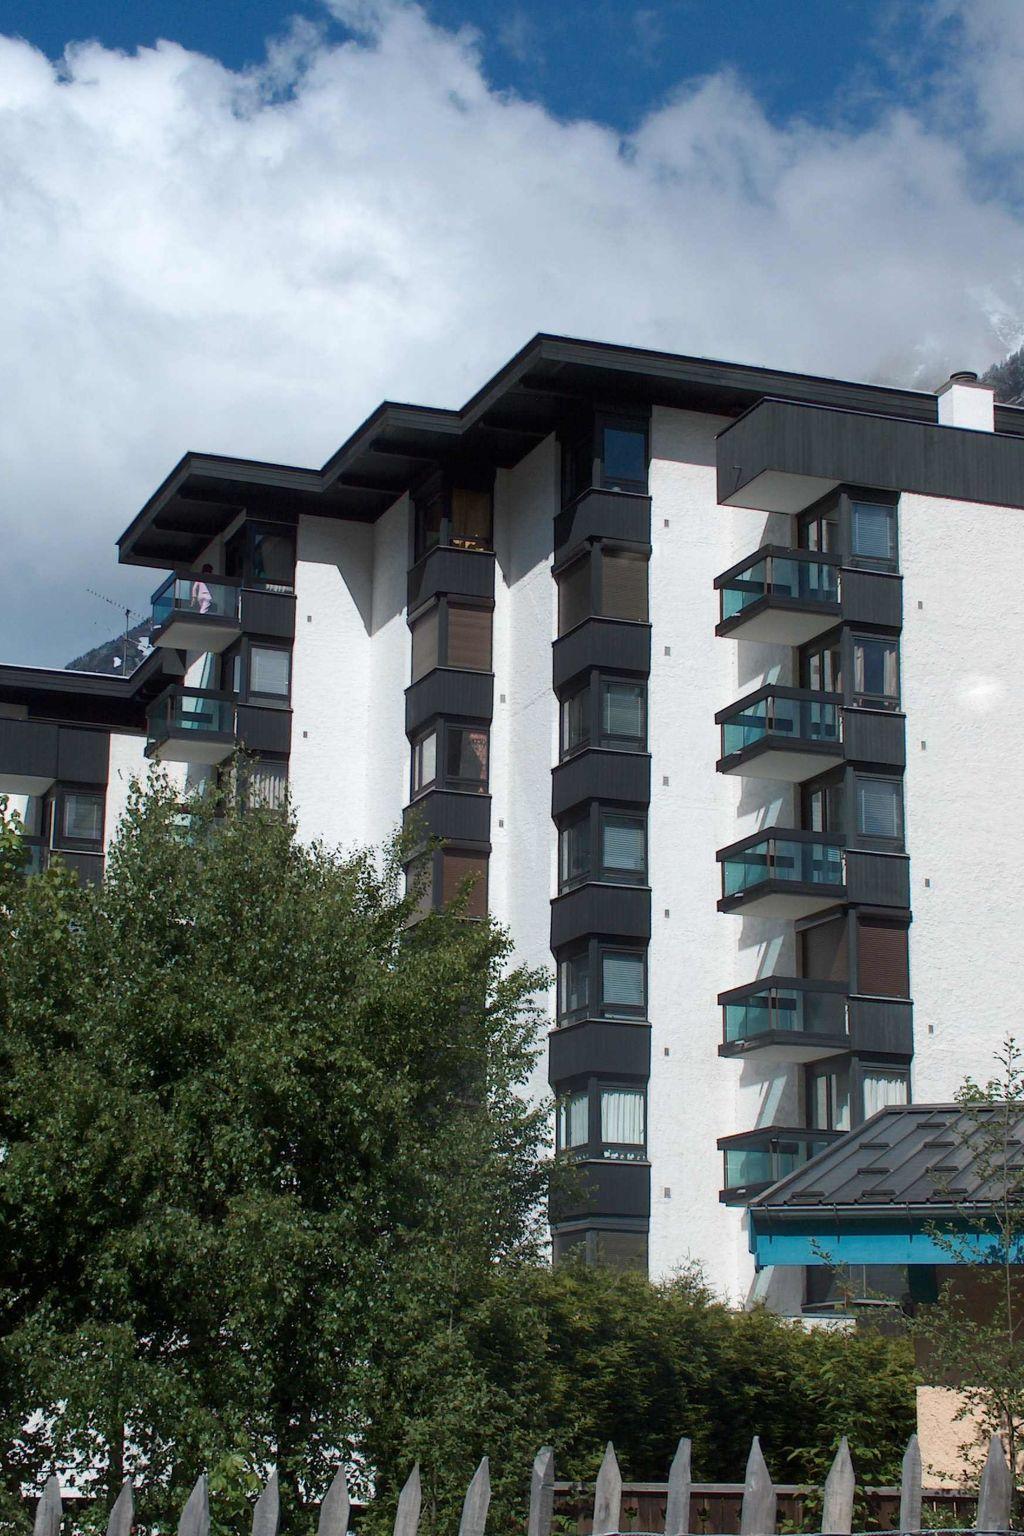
[26,1427,1021,1536]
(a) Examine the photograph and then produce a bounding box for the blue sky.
[0,0,1022,665]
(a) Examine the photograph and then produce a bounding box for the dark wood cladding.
[236,705,292,755]
[549,1019,652,1085]
[718,395,1024,511]
[0,719,110,785]
[843,708,906,768]
[407,547,496,611]
[51,850,105,887]
[554,490,651,560]
[841,568,902,629]
[848,996,914,1056]
[551,750,651,816]
[240,587,297,639]
[552,619,651,690]
[550,882,651,948]
[405,668,494,735]
[58,726,111,783]
[403,788,491,847]
[550,1159,651,1223]
[845,850,911,909]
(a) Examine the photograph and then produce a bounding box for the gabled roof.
[748,1103,1024,1218]
[117,331,1024,569]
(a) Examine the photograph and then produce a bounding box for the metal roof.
[747,1103,1024,1217]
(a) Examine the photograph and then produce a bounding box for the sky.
[1,0,1024,665]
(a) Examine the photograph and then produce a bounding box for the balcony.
[719,978,849,1062]
[151,575,241,654]
[715,547,839,645]
[716,687,843,781]
[718,829,844,917]
[718,1126,843,1204]
[146,688,236,765]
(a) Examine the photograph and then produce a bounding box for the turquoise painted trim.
[750,1218,1024,1269]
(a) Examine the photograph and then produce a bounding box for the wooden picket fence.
[26,1431,1019,1536]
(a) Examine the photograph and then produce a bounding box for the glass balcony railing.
[718,548,839,623]
[723,1133,837,1194]
[720,689,841,759]
[721,834,844,898]
[723,981,847,1045]
[152,574,239,629]
[147,690,235,741]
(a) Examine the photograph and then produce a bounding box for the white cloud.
[0,0,1022,663]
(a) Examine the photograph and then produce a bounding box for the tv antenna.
[86,589,148,671]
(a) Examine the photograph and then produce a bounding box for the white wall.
[900,492,1024,1100]
[104,729,152,846]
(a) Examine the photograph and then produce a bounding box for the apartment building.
[3,334,1023,1312]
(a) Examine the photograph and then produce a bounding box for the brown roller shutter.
[441,851,488,919]
[800,915,848,981]
[601,550,649,622]
[857,920,910,997]
[410,604,439,683]
[447,605,492,671]
[558,555,591,635]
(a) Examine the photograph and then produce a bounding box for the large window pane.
[559,1091,589,1150]
[862,1067,909,1118]
[560,815,591,888]
[251,529,295,589]
[62,793,103,844]
[809,1064,851,1131]
[559,951,590,1016]
[601,950,645,1013]
[601,680,644,745]
[412,730,437,795]
[602,426,647,490]
[561,684,591,755]
[558,555,591,635]
[852,637,899,707]
[857,777,902,840]
[450,488,493,551]
[601,815,645,878]
[600,550,649,622]
[415,487,444,560]
[601,1087,645,1145]
[446,726,488,789]
[851,502,896,563]
[250,646,291,697]
[447,605,492,671]
[804,642,842,693]
[410,605,439,683]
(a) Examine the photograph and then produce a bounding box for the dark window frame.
[412,471,495,562]
[559,672,648,760]
[554,1078,648,1162]
[556,804,648,892]
[405,844,489,921]
[854,772,905,848]
[850,631,901,711]
[409,596,495,681]
[561,411,650,505]
[246,640,293,706]
[409,720,490,800]
[795,487,898,573]
[555,541,650,637]
[224,518,297,591]
[556,938,649,1023]
[51,785,105,853]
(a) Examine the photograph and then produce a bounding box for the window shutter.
[410,605,439,682]
[446,606,492,671]
[602,950,645,1008]
[558,556,591,635]
[857,921,910,997]
[602,817,645,873]
[858,778,901,839]
[441,851,487,918]
[800,916,848,981]
[600,550,649,622]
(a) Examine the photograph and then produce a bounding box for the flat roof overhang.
[718,395,1024,514]
[118,332,1024,570]
[0,653,170,730]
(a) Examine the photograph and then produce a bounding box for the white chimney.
[935,370,995,432]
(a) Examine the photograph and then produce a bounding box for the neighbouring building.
[3,334,1023,1311]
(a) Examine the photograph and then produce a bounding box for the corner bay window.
[249,645,291,699]
[555,1085,646,1159]
[59,791,104,847]
[556,546,649,636]
[405,848,488,921]
[856,776,903,842]
[852,635,899,710]
[557,1091,588,1151]
[558,807,647,891]
[557,943,647,1022]
[562,415,649,503]
[600,1087,645,1154]
[851,501,897,566]
[411,724,488,797]
[410,600,493,682]
[413,481,494,561]
[602,948,646,1016]
[862,1066,909,1117]
[560,676,646,757]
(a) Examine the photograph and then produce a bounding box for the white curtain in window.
[559,1091,588,1148]
[249,761,287,809]
[601,1088,645,1145]
[862,1069,908,1118]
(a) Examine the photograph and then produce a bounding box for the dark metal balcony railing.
[716,546,839,624]
[152,574,240,629]
[722,979,848,1045]
[720,833,844,899]
[719,687,841,760]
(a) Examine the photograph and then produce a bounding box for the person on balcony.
[191,565,215,615]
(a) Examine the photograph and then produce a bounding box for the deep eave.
[0,651,168,730]
[117,331,1024,568]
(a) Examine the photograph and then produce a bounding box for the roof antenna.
[86,589,147,672]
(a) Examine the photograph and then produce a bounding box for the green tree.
[0,772,549,1533]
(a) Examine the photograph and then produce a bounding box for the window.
[601,949,646,1016]
[557,1091,589,1151]
[802,778,843,834]
[601,549,649,622]
[249,646,291,698]
[800,505,839,554]
[857,919,910,997]
[557,555,591,635]
[800,915,849,982]
[410,605,439,683]
[600,1087,645,1149]
[415,484,494,559]
[803,641,842,693]
[446,604,492,671]
[601,424,647,492]
[808,1062,851,1131]
[246,759,287,809]
[446,726,488,790]
[440,850,487,919]
[861,1066,909,1118]
[852,636,899,709]
[60,792,103,846]
[414,485,445,560]
[251,528,295,590]
[559,815,591,890]
[411,730,437,796]
[856,776,903,842]
[559,951,590,1017]
[561,684,591,756]
[405,852,434,922]
[450,488,493,551]
[600,814,646,881]
[601,680,645,747]
[851,502,897,566]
